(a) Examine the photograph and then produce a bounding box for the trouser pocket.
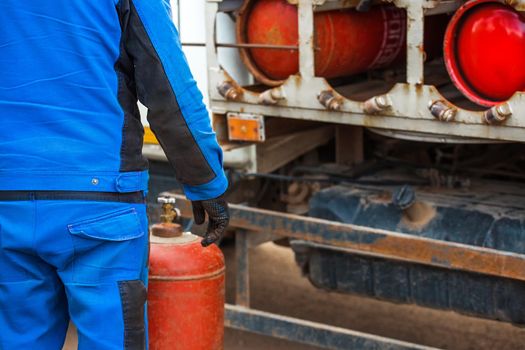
[67,206,147,283]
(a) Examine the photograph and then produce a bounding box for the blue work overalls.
[0,0,227,349]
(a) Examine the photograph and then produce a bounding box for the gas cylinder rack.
[203,0,525,349]
[206,0,525,155]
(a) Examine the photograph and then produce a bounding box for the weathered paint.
[225,304,439,350]
[298,184,525,323]
[171,193,525,282]
[237,0,447,86]
[148,232,225,350]
[205,0,525,145]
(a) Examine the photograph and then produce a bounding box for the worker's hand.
[191,196,230,247]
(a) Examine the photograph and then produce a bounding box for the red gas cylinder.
[444,0,525,106]
[237,0,448,87]
[148,215,225,350]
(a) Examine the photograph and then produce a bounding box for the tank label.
[369,7,407,69]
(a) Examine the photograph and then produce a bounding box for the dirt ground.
[64,241,525,350]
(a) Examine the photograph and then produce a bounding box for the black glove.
[191,196,230,247]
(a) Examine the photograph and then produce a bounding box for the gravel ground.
[64,241,525,350]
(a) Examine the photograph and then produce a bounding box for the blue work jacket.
[0,0,227,201]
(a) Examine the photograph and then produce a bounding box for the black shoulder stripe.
[117,0,216,186]
[115,0,149,172]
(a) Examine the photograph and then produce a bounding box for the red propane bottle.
[237,0,449,87]
[148,198,225,350]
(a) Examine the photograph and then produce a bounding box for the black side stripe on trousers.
[119,280,147,350]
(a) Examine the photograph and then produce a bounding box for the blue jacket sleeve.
[119,0,227,201]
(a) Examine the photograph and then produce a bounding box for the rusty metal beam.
[171,194,525,282]
[225,304,439,350]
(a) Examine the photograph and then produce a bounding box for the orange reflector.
[227,113,265,142]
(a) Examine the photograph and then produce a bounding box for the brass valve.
[152,196,183,238]
[158,196,179,224]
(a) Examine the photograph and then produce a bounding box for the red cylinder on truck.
[237,0,448,87]
[148,228,225,350]
[444,0,525,107]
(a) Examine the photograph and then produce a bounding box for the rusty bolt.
[258,88,285,105]
[505,0,519,8]
[363,94,392,114]
[217,81,242,101]
[393,185,416,211]
[318,90,343,111]
[484,102,512,124]
[356,0,373,12]
[428,100,457,122]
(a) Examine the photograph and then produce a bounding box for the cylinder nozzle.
[151,196,183,238]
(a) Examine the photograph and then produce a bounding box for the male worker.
[0,1,229,349]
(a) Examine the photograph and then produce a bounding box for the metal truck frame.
[195,0,525,348]
[206,0,525,144]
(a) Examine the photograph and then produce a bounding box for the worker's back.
[0,0,226,198]
[0,2,228,349]
[0,1,145,189]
